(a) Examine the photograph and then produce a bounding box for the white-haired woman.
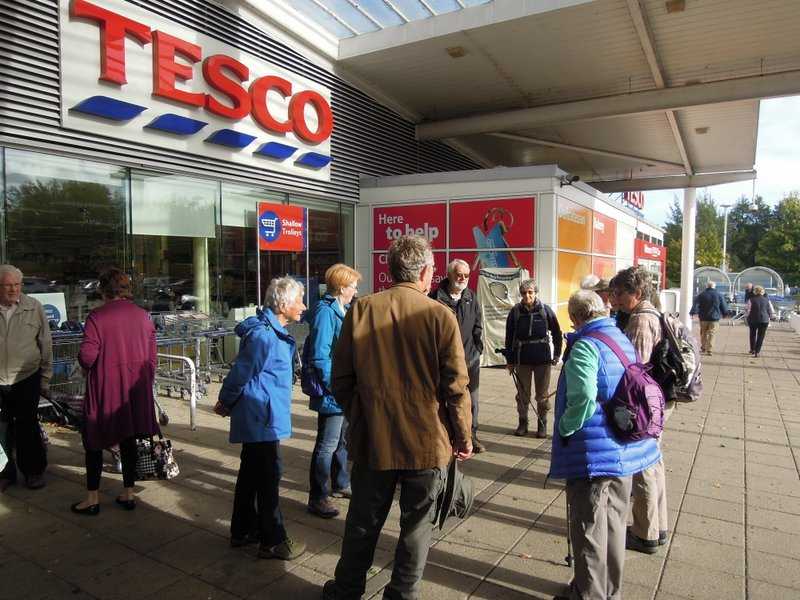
[216,277,307,561]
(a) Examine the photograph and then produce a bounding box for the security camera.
[560,175,580,187]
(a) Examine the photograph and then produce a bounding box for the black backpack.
[513,304,552,364]
[643,310,702,402]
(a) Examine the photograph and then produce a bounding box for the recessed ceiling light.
[446,46,467,58]
[695,127,710,134]
[665,0,686,13]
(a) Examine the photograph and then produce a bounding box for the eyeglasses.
[453,272,470,280]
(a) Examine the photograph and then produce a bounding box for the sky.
[641,96,800,227]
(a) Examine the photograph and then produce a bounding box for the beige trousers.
[699,320,719,353]
[513,364,552,420]
[630,401,675,541]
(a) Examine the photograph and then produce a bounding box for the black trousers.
[749,323,768,354]
[333,465,445,600]
[470,387,479,437]
[0,372,47,482]
[230,441,286,547]
[84,437,137,491]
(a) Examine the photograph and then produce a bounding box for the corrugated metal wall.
[0,0,480,203]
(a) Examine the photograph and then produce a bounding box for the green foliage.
[755,194,800,284]
[662,194,723,286]
[726,196,773,271]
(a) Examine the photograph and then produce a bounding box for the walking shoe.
[258,537,306,560]
[70,502,100,516]
[322,579,339,599]
[658,530,668,546]
[536,415,548,439]
[26,475,46,490]
[626,529,659,554]
[230,533,259,548]
[472,437,486,454]
[308,497,340,519]
[330,487,352,499]
[514,419,528,437]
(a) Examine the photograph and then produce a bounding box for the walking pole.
[565,496,573,567]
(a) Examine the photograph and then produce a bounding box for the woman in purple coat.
[71,268,160,515]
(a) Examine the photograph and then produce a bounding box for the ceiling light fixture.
[665,0,686,13]
[446,46,466,58]
[695,127,710,135]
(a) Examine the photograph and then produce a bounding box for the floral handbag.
[135,436,179,480]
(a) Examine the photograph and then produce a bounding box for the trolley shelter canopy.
[239,0,800,192]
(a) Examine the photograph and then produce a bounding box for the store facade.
[0,0,477,321]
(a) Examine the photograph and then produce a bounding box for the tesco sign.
[59,0,333,180]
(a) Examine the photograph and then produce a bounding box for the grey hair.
[580,274,600,290]
[519,279,538,294]
[568,290,608,323]
[264,277,304,313]
[0,264,23,282]
[706,280,716,288]
[388,235,433,283]
[447,259,470,275]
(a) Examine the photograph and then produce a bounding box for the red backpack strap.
[583,331,636,367]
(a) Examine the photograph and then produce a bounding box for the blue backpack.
[583,331,665,442]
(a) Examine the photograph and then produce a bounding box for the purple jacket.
[78,299,159,450]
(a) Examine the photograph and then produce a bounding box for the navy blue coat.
[690,288,729,321]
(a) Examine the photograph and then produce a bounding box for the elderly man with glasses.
[431,259,485,453]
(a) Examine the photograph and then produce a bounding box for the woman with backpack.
[745,285,775,358]
[550,289,661,600]
[304,264,361,519]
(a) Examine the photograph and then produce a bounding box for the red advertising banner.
[592,256,617,280]
[448,197,535,250]
[449,251,535,291]
[373,203,447,251]
[372,251,447,293]
[257,202,307,251]
[635,238,666,261]
[592,212,617,256]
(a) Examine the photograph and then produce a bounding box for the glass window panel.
[357,0,405,26]
[291,0,355,37]
[130,171,218,314]
[324,0,381,33]
[219,184,286,313]
[4,149,127,322]
[391,0,432,20]
[341,203,354,266]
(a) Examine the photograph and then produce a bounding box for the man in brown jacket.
[323,235,472,600]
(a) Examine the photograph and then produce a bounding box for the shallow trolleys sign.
[258,203,307,252]
[59,0,333,180]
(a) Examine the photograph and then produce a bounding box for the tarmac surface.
[1,321,799,600]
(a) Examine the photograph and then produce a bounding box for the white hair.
[519,279,538,294]
[580,274,600,290]
[0,264,23,282]
[568,289,608,323]
[264,277,304,313]
[447,259,470,275]
[706,280,716,288]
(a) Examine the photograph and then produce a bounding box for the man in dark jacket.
[505,279,562,438]
[432,259,485,453]
[690,281,729,356]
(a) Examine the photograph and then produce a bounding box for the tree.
[756,194,800,284]
[726,195,773,271]
[662,194,724,286]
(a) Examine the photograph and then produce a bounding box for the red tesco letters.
[70,0,333,143]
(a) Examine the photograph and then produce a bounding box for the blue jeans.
[309,413,350,501]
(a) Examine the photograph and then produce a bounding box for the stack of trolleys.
[40,330,86,427]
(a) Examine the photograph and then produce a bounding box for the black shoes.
[514,419,529,437]
[115,497,136,511]
[472,437,486,454]
[26,475,46,490]
[308,497,340,519]
[658,530,668,546]
[230,533,259,548]
[626,528,659,554]
[70,502,100,516]
[536,415,548,439]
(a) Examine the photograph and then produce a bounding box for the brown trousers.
[699,320,719,353]
[513,364,552,420]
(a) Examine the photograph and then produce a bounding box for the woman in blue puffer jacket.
[305,264,361,519]
[550,290,661,600]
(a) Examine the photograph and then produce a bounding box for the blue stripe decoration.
[146,114,207,135]
[72,96,147,121]
[295,152,332,169]
[255,142,297,160]
[205,129,256,148]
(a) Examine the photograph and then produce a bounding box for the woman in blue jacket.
[216,277,306,561]
[550,290,661,600]
[305,264,361,519]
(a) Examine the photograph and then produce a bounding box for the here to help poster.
[258,202,308,251]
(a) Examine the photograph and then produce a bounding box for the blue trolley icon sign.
[259,210,282,243]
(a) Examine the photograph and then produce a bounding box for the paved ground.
[1,321,799,600]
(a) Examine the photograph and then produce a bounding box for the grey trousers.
[566,476,632,600]
[332,464,446,600]
[513,364,552,420]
